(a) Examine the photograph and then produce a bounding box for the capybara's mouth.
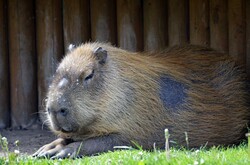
[52,124,73,133]
[60,128,74,133]
[60,129,72,133]
[60,125,77,134]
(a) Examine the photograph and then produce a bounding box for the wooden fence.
[0,0,249,129]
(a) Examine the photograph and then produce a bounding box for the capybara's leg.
[33,134,127,158]
[33,138,71,158]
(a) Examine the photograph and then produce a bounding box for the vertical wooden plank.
[8,0,37,129]
[210,0,228,52]
[228,0,246,66]
[189,0,209,46]
[36,0,63,114]
[168,0,189,46]
[246,0,250,77]
[0,0,10,128]
[117,0,143,51]
[91,0,116,44]
[144,0,167,51]
[63,0,90,49]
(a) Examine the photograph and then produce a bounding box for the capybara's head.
[45,44,108,137]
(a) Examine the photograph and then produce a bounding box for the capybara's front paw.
[33,138,79,159]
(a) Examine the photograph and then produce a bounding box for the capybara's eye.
[84,70,95,81]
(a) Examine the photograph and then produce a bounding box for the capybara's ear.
[67,44,76,52]
[94,47,107,65]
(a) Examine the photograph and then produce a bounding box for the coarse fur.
[34,42,250,158]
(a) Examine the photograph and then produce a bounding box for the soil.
[0,129,56,157]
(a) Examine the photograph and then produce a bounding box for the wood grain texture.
[144,0,167,51]
[36,0,64,112]
[8,0,37,129]
[210,0,228,52]
[91,0,116,44]
[246,0,250,77]
[63,0,90,49]
[117,0,143,51]
[0,0,10,128]
[168,0,188,46]
[228,0,246,66]
[190,0,209,46]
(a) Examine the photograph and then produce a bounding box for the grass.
[0,143,249,165]
[0,133,249,164]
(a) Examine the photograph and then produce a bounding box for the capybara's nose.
[47,107,51,114]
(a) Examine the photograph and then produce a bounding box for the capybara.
[33,42,249,158]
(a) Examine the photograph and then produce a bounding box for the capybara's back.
[36,43,250,158]
[149,46,250,147]
[100,44,249,148]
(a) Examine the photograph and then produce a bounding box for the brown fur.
[38,43,249,157]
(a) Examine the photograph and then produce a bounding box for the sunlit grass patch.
[0,143,249,165]
[1,132,249,165]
